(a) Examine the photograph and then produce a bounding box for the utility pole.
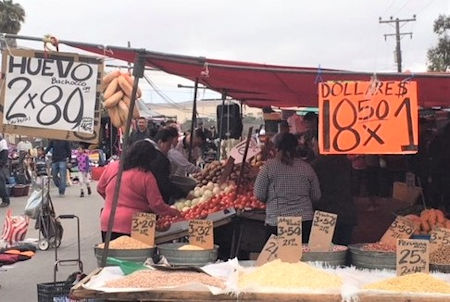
[379,15,416,72]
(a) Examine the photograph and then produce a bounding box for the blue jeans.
[52,161,67,195]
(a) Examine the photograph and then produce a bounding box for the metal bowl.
[301,244,348,267]
[349,243,395,270]
[157,243,218,267]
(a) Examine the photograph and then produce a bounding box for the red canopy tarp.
[66,43,450,108]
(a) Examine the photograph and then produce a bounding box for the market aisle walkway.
[0,182,103,302]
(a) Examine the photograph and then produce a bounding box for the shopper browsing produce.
[254,133,321,243]
[97,140,180,242]
[169,128,204,176]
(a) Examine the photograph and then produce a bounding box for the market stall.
[3,34,449,302]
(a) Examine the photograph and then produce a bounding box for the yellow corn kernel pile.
[178,244,204,251]
[239,259,342,290]
[364,273,450,294]
[97,236,152,249]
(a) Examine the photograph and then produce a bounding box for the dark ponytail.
[275,133,298,166]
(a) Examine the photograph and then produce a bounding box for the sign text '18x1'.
[319,81,418,154]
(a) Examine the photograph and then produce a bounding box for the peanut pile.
[430,245,450,265]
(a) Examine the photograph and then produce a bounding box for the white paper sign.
[229,138,260,164]
[3,54,99,133]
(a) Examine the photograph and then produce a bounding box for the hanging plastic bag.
[1,209,30,245]
[24,189,43,219]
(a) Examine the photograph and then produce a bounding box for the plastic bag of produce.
[24,189,43,219]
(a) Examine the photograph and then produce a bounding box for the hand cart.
[37,214,84,302]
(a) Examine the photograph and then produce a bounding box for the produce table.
[71,269,341,301]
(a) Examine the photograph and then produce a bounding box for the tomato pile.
[156,191,266,232]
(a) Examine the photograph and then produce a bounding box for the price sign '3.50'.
[319,81,418,154]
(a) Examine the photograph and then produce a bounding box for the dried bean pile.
[362,242,395,252]
[105,270,225,289]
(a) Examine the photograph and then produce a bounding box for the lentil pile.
[239,259,342,290]
[431,245,450,265]
[105,269,225,289]
[97,236,152,249]
[364,273,450,294]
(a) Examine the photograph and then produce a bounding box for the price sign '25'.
[319,81,418,154]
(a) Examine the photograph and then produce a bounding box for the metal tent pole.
[100,53,146,267]
[188,79,199,163]
[217,93,226,160]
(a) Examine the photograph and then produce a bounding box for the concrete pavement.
[0,182,104,302]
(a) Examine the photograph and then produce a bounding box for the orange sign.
[319,81,418,154]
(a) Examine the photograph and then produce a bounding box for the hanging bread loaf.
[101,70,143,128]
[108,107,122,128]
[103,90,124,109]
[122,96,140,119]
[121,73,142,98]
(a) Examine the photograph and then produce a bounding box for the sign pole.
[236,126,253,193]
[100,53,145,267]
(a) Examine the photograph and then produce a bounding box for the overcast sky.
[11,0,450,104]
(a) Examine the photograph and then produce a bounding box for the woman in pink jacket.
[98,140,180,242]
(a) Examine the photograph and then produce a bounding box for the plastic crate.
[37,281,72,302]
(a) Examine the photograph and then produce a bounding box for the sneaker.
[0,202,10,208]
[80,191,84,198]
[87,187,92,195]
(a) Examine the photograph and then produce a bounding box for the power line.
[379,15,416,72]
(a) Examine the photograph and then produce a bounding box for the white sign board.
[0,49,103,143]
[229,137,260,164]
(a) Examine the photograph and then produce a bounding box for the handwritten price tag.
[430,227,450,253]
[396,239,429,276]
[277,216,302,263]
[229,138,261,164]
[1,49,103,143]
[380,216,415,247]
[256,234,279,266]
[319,81,418,154]
[131,212,156,246]
[188,220,214,249]
[308,211,337,252]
